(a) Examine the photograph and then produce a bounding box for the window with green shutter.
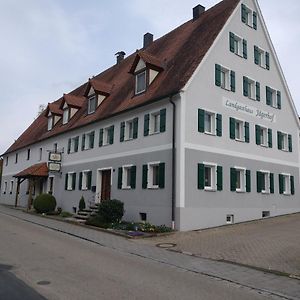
[216,114,222,137]
[142,165,148,189]
[215,64,221,87]
[255,125,261,145]
[288,135,292,152]
[270,173,274,194]
[230,71,235,92]
[257,171,262,193]
[254,46,259,65]
[81,134,86,151]
[109,126,114,144]
[89,131,95,149]
[74,136,79,152]
[279,174,284,194]
[160,109,166,132]
[78,172,83,190]
[118,167,122,189]
[229,32,235,53]
[131,166,136,189]
[277,131,282,150]
[246,170,251,193]
[120,122,125,142]
[253,11,257,30]
[87,171,92,190]
[198,109,205,133]
[197,164,205,190]
[217,166,223,191]
[229,117,235,140]
[291,176,295,195]
[241,4,247,23]
[65,173,68,190]
[144,114,150,136]
[244,122,250,143]
[133,117,138,139]
[277,91,281,109]
[72,173,76,190]
[99,129,104,147]
[230,168,237,191]
[243,39,248,59]
[268,129,273,148]
[158,162,165,189]
[256,82,260,101]
[243,77,248,97]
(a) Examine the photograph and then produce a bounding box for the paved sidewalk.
[135,213,300,277]
[1,205,299,300]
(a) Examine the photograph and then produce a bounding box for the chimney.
[115,51,126,64]
[143,32,154,48]
[193,4,205,21]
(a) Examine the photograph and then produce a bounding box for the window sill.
[205,131,216,136]
[147,186,159,190]
[204,187,216,192]
[122,187,132,190]
[280,149,289,152]
[261,191,270,195]
[235,138,245,143]
[67,189,74,191]
[149,131,160,136]
[283,192,291,196]
[221,87,232,92]
[259,144,269,148]
[236,189,246,193]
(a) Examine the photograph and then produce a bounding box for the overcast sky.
[0,0,299,155]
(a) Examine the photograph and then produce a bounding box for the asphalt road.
[0,213,276,300]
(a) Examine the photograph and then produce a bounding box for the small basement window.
[135,71,146,94]
[226,214,234,224]
[262,211,270,218]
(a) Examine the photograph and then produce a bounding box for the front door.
[101,170,111,201]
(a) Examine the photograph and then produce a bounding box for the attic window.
[48,116,53,131]
[63,108,69,124]
[88,95,97,114]
[135,71,147,95]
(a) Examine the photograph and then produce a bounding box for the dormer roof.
[86,79,113,97]
[59,94,85,109]
[44,103,63,117]
[129,51,164,74]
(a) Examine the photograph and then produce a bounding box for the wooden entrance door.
[101,170,111,201]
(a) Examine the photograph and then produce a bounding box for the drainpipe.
[169,97,176,230]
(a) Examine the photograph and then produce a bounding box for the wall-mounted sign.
[223,98,276,123]
[48,162,61,172]
[49,152,62,162]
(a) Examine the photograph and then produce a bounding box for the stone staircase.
[74,203,99,222]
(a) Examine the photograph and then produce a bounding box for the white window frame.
[47,116,53,131]
[233,34,243,56]
[147,161,160,189]
[70,137,78,153]
[125,119,134,141]
[235,119,244,142]
[84,132,94,150]
[260,170,270,194]
[259,126,268,147]
[81,170,91,191]
[150,112,160,135]
[281,132,289,151]
[235,167,246,193]
[3,181,7,194]
[203,162,217,191]
[247,77,255,100]
[220,66,230,90]
[88,95,97,114]
[226,214,234,224]
[9,180,14,194]
[282,173,291,195]
[67,172,75,191]
[268,86,277,108]
[122,164,133,189]
[244,6,253,27]
[103,126,112,146]
[204,111,216,135]
[63,108,69,125]
[135,71,146,95]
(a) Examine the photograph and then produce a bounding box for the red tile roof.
[4,0,240,155]
[129,51,164,74]
[14,162,48,178]
[88,79,112,96]
[60,94,85,109]
[45,103,63,116]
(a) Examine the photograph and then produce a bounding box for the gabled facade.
[1,0,299,231]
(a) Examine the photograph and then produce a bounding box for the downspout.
[169,97,176,230]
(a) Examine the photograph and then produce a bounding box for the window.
[99,126,114,146]
[120,118,138,142]
[279,174,294,195]
[27,149,30,160]
[135,71,146,94]
[140,213,147,222]
[241,4,257,29]
[198,163,223,191]
[68,136,79,154]
[39,148,42,161]
[9,180,14,194]
[254,46,270,70]
[229,32,247,59]
[79,170,92,190]
[5,156,8,166]
[144,109,166,136]
[230,118,249,143]
[243,77,260,101]
[226,214,234,224]
[266,87,281,109]
[63,108,69,124]
[142,162,165,189]
[88,95,97,114]
[82,131,95,150]
[262,211,270,218]
[3,181,7,194]
[257,171,274,194]
[118,165,136,189]
[230,168,251,192]
[48,116,53,131]
[48,177,54,194]
[255,125,272,148]
[15,153,18,164]
[215,64,235,92]
[277,132,292,152]
[65,172,76,191]
[198,109,222,136]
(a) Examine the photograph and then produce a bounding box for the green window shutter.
[229,32,235,53]
[291,176,295,195]
[99,129,103,147]
[160,109,166,132]
[215,64,221,87]
[65,174,68,190]
[75,136,79,152]
[230,168,237,192]
[254,46,259,65]
[277,91,281,109]
[133,117,138,139]
[67,138,71,154]
[230,71,236,92]
[90,131,95,149]
[142,165,148,189]
[217,166,223,191]
[270,173,274,194]
[257,171,262,193]
[216,114,222,137]
[144,114,150,136]
[81,134,86,151]
[230,117,236,140]
[288,134,292,152]
[243,39,248,59]
[268,129,273,148]
[197,164,205,190]
[159,162,165,189]
[87,171,92,190]
[279,174,284,194]
[277,131,282,150]
[198,109,205,133]
[266,86,271,106]
[244,122,250,143]
[241,4,246,23]
[253,11,257,30]
[246,170,251,193]
[265,52,270,70]
[255,125,260,145]
[256,82,260,101]
[117,167,123,189]
[72,173,76,190]
[120,122,125,142]
[109,126,114,144]
[131,166,136,189]
[243,76,248,97]
[78,172,83,190]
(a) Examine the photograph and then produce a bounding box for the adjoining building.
[1,0,299,231]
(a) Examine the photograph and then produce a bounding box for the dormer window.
[48,117,53,131]
[136,71,147,94]
[88,95,97,114]
[63,107,69,124]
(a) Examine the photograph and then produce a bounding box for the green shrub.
[33,193,56,214]
[97,199,124,223]
[79,196,86,211]
[85,216,110,228]
[60,211,73,218]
